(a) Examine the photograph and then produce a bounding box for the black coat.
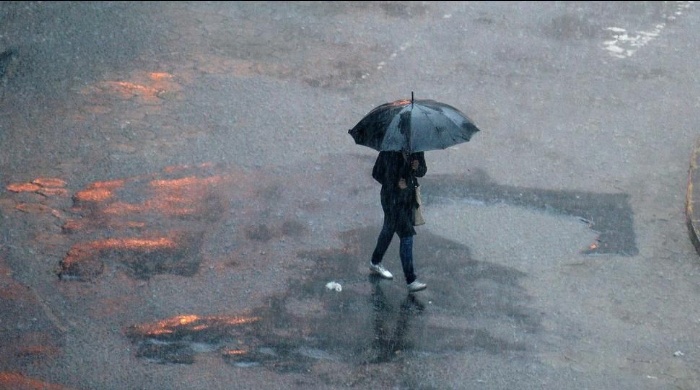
[372,151,427,237]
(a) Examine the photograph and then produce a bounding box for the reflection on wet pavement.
[0,1,665,387]
[0,255,67,389]
[0,372,76,390]
[126,314,261,364]
[118,224,533,382]
[0,156,635,386]
[9,163,229,281]
[369,278,425,364]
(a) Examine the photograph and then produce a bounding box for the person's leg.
[371,216,394,265]
[399,235,416,284]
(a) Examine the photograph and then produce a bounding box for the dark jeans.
[371,222,416,284]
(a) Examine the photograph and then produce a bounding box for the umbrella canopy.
[348,93,480,153]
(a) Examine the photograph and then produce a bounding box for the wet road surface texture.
[1,2,700,389]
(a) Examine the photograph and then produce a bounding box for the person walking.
[369,150,427,292]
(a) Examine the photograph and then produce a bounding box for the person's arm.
[412,152,427,178]
[372,152,387,184]
[373,151,403,187]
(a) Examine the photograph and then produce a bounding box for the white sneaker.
[369,263,393,279]
[407,280,427,292]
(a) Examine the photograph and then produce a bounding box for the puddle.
[1,157,637,386]
[422,168,637,256]
[118,165,635,377]
[125,226,534,375]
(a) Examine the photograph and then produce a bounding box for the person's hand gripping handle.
[398,159,420,189]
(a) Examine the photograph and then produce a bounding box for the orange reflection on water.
[6,177,67,194]
[74,188,114,203]
[61,235,182,280]
[177,314,198,325]
[64,236,177,262]
[150,176,222,190]
[37,187,68,197]
[102,201,197,217]
[96,175,224,217]
[151,176,223,215]
[102,81,159,100]
[58,164,233,280]
[131,314,261,337]
[149,72,173,81]
[32,178,67,187]
[73,180,125,203]
[82,71,180,105]
[6,183,41,193]
[0,372,75,390]
[91,180,125,189]
[92,237,177,251]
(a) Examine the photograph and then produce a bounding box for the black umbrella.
[348,92,480,153]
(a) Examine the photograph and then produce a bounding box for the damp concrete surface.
[1,2,700,389]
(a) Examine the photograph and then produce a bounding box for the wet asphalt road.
[2,2,700,389]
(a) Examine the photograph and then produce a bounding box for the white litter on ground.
[325,281,342,292]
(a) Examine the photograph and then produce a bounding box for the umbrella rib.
[414,105,452,150]
[381,106,409,151]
